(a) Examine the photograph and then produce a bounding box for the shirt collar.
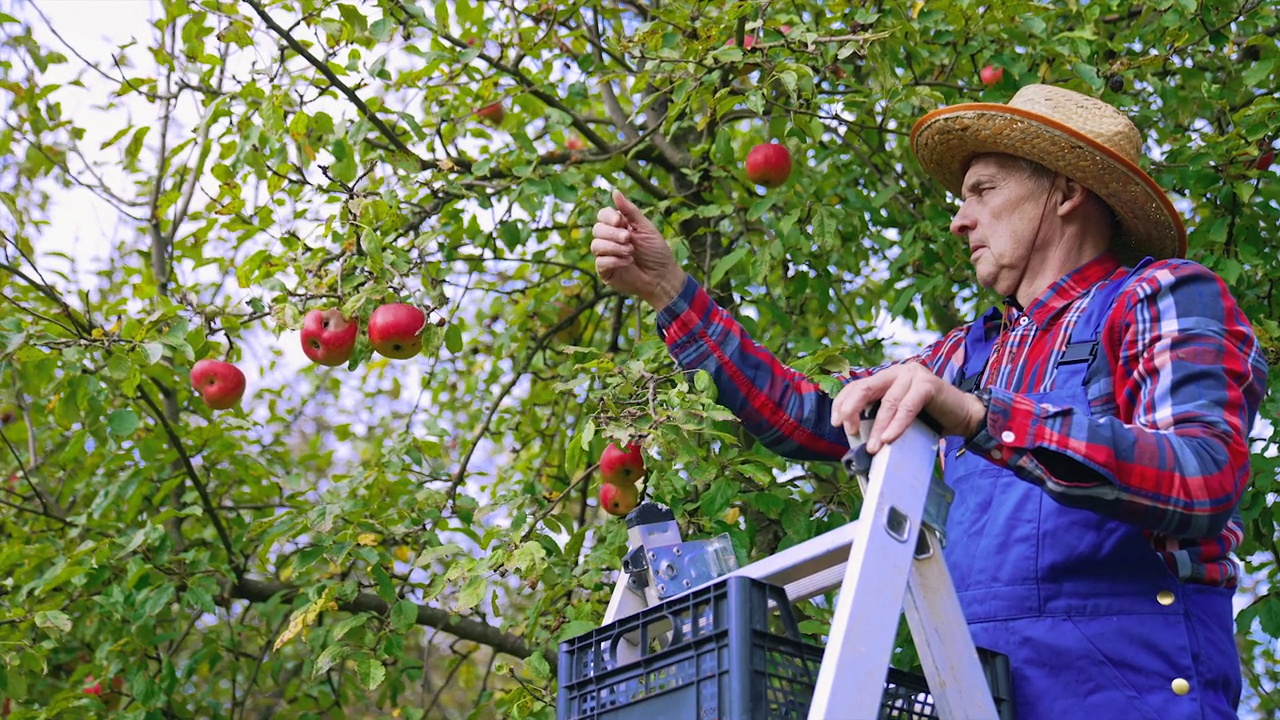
[1010,251,1123,327]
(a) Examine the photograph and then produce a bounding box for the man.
[590,84,1268,719]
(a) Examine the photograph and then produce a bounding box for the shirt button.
[1018,316,1030,326]
[1000,430,1016,444]
[1156,590,1175,606]
[990,449,1003,460]
[1171,678,1191,696]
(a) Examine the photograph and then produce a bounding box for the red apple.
[1256,150,1275,171]
[725,35,756,49]
[979,64,1003,86]
[190,359,246,410]
[780,25,792,34]
[566,137,586,151]
[476,102,505,125]
[84,675,102,696]
[600,443,645,485]
[368,303,426,359]
[600,481,639,516]
[300,309,359,367]
[745,142,793,188]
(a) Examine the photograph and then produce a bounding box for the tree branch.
[242,0,426,168]
[136,386,240,572]
[227,576,551,670]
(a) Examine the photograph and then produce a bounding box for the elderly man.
[590,84,1268,719]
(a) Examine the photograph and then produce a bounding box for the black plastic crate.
[557,575,1015,720]
[881,651,1015,720]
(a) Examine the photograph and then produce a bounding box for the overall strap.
[1052,256,1155,389]
[954,305,1003,393]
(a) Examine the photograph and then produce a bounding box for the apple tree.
[0,0,1277,717]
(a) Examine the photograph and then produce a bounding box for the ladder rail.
[594,420,1001,720]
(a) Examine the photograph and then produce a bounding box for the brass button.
[1157,590,1175,606]
[990,449,1003,460]
[1171,678,1191,696]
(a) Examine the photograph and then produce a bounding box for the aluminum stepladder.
[599,417,1001,720]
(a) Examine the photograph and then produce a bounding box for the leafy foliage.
[0,0,1277,717]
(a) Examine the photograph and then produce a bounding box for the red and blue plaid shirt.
[656,252,1268,587]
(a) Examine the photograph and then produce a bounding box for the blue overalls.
[942,259,1242,719]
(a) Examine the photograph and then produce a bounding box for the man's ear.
[1055,177,1091,217]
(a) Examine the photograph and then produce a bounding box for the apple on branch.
[475,102,505,126]
[300,309,359,367]
[84,675,102,697]
[979,64,1004,86]
[745,142,793,188]
[368,303,426,359]
[599,481,639,517]
[1256,149,1275,172]
[600,443,645,485]
[566,137,586,151]
[190,359,246,410]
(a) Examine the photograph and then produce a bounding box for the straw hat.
[910,84,1186,262]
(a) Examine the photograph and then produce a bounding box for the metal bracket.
[844,441,954,546]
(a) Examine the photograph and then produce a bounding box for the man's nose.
[950,205,974,237]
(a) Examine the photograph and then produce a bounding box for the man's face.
[949,155,1055,297]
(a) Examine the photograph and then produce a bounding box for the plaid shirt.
[656,252,1268,587]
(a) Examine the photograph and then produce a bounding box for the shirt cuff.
[655,273,701,339]
[965,387,1035,462]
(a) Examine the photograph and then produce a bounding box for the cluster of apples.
[598,442,645,517]
[188,303,429,411]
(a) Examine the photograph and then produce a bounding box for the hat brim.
[910,103,1186,262]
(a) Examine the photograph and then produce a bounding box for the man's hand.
[830,363,987,453]
[591,190,686,309]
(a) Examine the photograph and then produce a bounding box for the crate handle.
[608,611,680,662]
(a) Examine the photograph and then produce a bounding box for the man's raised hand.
[591,190,685,309]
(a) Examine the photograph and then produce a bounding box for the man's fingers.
[870,384,930,452]
[831,376,883,439]
[613,190,658,232]
[866,378,913,453]
[597,206,627,228]
[592,221,631,244]
[591,237,633,259]
[595,255,635,280]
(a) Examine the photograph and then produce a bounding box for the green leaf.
[556,619,598,643]
[444,323,463,354]
[356,657,386,690]
[107,408,140,437]
[710,245,750,287]
[1242,58,1275,88]
[34,610,72,634]
[390,599,418,633]
[330,613,371,642]
[455,576,487,613]
[142,342,165,364]
[313,643,349,677]
[699,477,737,517]
[523,652,552,682]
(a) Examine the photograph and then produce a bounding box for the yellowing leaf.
[911,0,925,18]
[273,590,338,651]
[393,546,412,563]
[356,532,381,546]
